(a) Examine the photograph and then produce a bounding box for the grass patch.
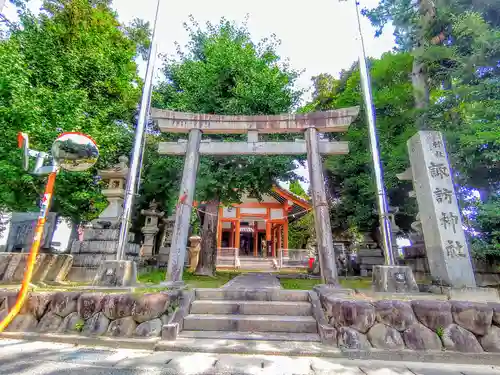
[280,278,322,290]
[339,278,372,290]
[138,269,240,289]
[183,271,239,288]
[137,269,166,284]
[280,277,372,290]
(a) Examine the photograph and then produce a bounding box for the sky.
[1,0,397,248]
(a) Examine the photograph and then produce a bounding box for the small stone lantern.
[141,200,164,258]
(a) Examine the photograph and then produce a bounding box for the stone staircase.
[180,288,320,342]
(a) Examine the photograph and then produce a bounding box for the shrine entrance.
[216,185,311,260]
[152,107,359,284]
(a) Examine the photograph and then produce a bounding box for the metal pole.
[136,72,156,196]
[135,64,157,197]
[116,0,161,260]
[135,126,148,195]
[351,0,395,265]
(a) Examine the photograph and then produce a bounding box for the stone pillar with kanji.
[408,131,476,288]
[141,201,164,259]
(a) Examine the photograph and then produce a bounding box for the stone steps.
[190,300,312,316]
[179,276,318,343]
[183,314,317,333]
[195,288,310,302]
[180,330,320,342]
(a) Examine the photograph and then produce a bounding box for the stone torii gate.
[152,107,360,285]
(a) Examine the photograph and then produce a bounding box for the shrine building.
[216,185,311,257]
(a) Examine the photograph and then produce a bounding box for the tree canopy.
[298,0,499,257]
[297,0,497,255]
[302,52,417,236]
[153,17,304,205]
[153,17,305,274]
[0,0,150,225]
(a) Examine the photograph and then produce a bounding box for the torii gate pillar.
[166,129,201,284]
[306,127,337,284]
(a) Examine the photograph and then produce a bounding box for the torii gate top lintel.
[151,107,360,134]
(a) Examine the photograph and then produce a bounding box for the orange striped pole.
[0,171,58,332]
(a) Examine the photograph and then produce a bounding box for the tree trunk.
[412,0,434,129]
[412,57,430,129]
[195,199,219,276]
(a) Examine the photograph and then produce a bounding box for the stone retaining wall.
[0,291,180,338]
[318,291,500,353]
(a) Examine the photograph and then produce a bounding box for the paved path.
[1,339,500,375]
[222,273,281,289]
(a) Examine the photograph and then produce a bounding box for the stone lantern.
[141,200,164,258]
[93,155,129,228]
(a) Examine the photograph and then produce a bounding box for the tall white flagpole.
[116,0,161,260]
[342,0,395,265]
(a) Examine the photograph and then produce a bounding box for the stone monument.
[408,131,476,288]
[158,215,175,267]
[5,212,57,252]
[355,233,385,277]
[68,156,139,284]
[141,200,164,259]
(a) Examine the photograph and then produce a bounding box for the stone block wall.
[319,294,500,353]
[0,253,73,283]
[0,291,180,338]
[403,249,500,286]
[357,248,385,277]
[69,231,140,282]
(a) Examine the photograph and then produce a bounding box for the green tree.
[129,130,183,235]
[288,180,308,198]
[302,52,417,237]
[364,0,500,255]
[288,212,315,250]
[154,17,304,275]
[0,0,149,226]
[471,194,500,260]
